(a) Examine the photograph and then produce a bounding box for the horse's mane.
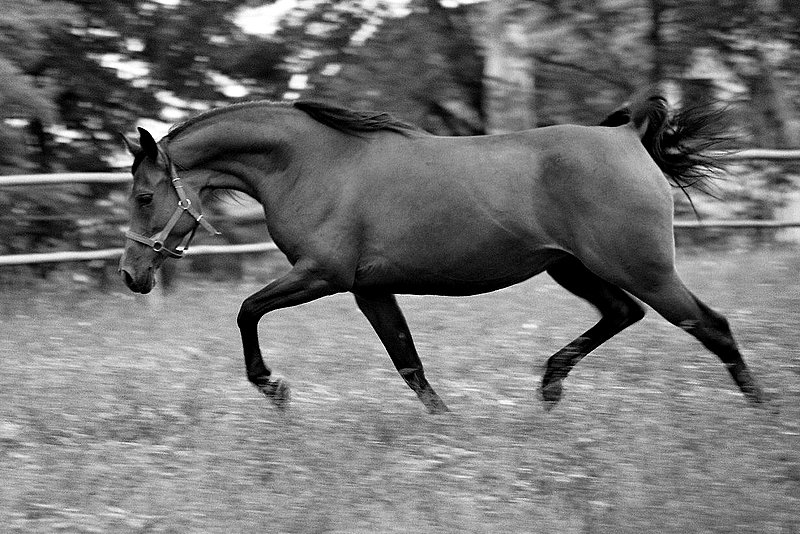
[292,100,425,137]
[165,101,292,140]
[163,100,424,142]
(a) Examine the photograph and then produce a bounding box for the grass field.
[1,247,799,533]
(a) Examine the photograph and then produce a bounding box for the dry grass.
[1,247,799,533]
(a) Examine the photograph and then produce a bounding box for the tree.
[266,0,485,134]
[0,0,77,173]
[1,0,291,172]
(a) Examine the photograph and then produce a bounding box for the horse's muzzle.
[119,266,155,294]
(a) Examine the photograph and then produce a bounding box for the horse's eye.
[136,193,153,207]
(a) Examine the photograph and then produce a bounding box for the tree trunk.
[477,0,536,133]
[648,0,666,88]
[424,0,486,134]
[29,118,51,173]
[744,50,800,148]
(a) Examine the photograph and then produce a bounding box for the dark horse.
[119,94,764,413]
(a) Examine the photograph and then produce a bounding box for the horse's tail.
[601,94,730,199]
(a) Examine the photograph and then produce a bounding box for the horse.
[119,94,765,414]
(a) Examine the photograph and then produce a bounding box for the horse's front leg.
[354,291,449,414]
[237,262,337,407]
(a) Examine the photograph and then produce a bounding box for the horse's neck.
[171,110,294,165]
[169,110,303,197]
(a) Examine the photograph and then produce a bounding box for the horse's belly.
[351,157,570,295]
[353,242,567,296]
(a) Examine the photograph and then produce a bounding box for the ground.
[1,247,799,533]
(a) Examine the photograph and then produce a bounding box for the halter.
[125,151,221,259]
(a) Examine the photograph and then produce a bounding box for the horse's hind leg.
[354,291,449,413]
[627,269,765,403]
[541,256,645,407]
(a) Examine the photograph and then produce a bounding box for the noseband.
[125,151,221,259]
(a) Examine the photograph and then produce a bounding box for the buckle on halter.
[178,198,192,209]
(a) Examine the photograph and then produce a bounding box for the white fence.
[722,148,800,161]
[0,243,279,266]
[1,148,799,266]
[0,172,279,266]
[0,172,129,186]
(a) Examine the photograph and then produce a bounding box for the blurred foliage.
[1,0,800,279]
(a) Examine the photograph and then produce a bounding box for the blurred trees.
[1,0,266,173]
[291,0,485,134]
[1,0,800,266]
[0,1,72,173]
[2,0,799,172]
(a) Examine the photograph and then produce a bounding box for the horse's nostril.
[121,270,135,288]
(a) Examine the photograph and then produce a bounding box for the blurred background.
[3,4,800,531]
[1,0,799,288]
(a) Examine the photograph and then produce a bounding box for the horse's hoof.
[743,383,766,404]
[270,378,290,408]
[425,398,451,415]
[540,379,563,410]
[255,377,290,409]
[744,383,779,413]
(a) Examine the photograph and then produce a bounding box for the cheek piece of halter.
[124,153,221,259]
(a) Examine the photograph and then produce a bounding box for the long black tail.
[601,95,731,202]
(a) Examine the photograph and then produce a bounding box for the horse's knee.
[237,298,259,330]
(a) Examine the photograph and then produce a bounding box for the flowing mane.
[127,100,424,174]
[291,100,425,137]
[164,100,424,142]
[165,101,292,140]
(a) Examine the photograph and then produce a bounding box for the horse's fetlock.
[399,367,422,378]
[247,362,267,377]
[540,377,564,407]
[399,367,426,388]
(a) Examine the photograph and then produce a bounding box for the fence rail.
[721,148,800,161]
[0,172,129,186]
[673,220,800,228]
[0,242,279,266]
[2,147,800,267]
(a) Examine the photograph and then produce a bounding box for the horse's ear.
[137,127,159,161]
[119,132,142,157]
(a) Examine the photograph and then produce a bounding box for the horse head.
[118,127,218,293]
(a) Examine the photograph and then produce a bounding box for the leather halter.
[125,150,220,259]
